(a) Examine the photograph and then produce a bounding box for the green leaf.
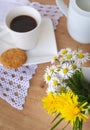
[65,69,90,103]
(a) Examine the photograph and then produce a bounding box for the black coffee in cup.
[10,15,37,32]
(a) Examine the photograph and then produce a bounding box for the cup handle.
[0,21,16,47]
[55,0,68,17]
[0,21,9,38]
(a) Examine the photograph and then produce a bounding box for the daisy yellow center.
[53,80,58,86]
[72,64,77,70]
[52,56,57,61]
[63,68,68,74]
[50,69,54,73]
[46,75,51,81]
[67,54,72,59]
[78,53,84,59]
[62,50,68,54]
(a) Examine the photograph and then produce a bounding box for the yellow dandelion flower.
[55,91,88,125]
[42,93,58,115]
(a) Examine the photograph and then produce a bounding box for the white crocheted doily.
[0,65,37,110]
[0,0,63,110]
[30,2,63,29]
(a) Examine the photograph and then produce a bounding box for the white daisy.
[59,52,75,64]
[65,51,76,62]
[51,55,58,64]
[59,62,74,79]
[74,49,90,64]
[71,63,80,72]
[59,48,72,56]
[46,84,60,94]
[59,82,69,92]
[46,75,61,93]
[44,73,51,84]
[45,65,57,75]
[51,76,60,87]
[46,81,69,94]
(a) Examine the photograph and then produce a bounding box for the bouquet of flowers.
[42,48,90,130]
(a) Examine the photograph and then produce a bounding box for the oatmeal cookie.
[0,48,27,69]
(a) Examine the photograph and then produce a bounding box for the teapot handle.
[56,0,68,17]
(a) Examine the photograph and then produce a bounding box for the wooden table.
[0,0,90,130]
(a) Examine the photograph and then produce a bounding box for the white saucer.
[0,17,57,65]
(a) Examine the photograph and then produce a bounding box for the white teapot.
[56,0,90,44]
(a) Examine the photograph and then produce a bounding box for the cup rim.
[71,0,90,17]
[5,5,41,34]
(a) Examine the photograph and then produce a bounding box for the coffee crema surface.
[10,15,37,32]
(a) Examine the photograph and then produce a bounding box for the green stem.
[50,118,64,130]
[51,113,60,123]
[62,122,70,130]
[72,119,83,130]
[79,120,83,130]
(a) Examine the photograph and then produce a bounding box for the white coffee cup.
[0,6,41,50]
[56,0,90,44]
